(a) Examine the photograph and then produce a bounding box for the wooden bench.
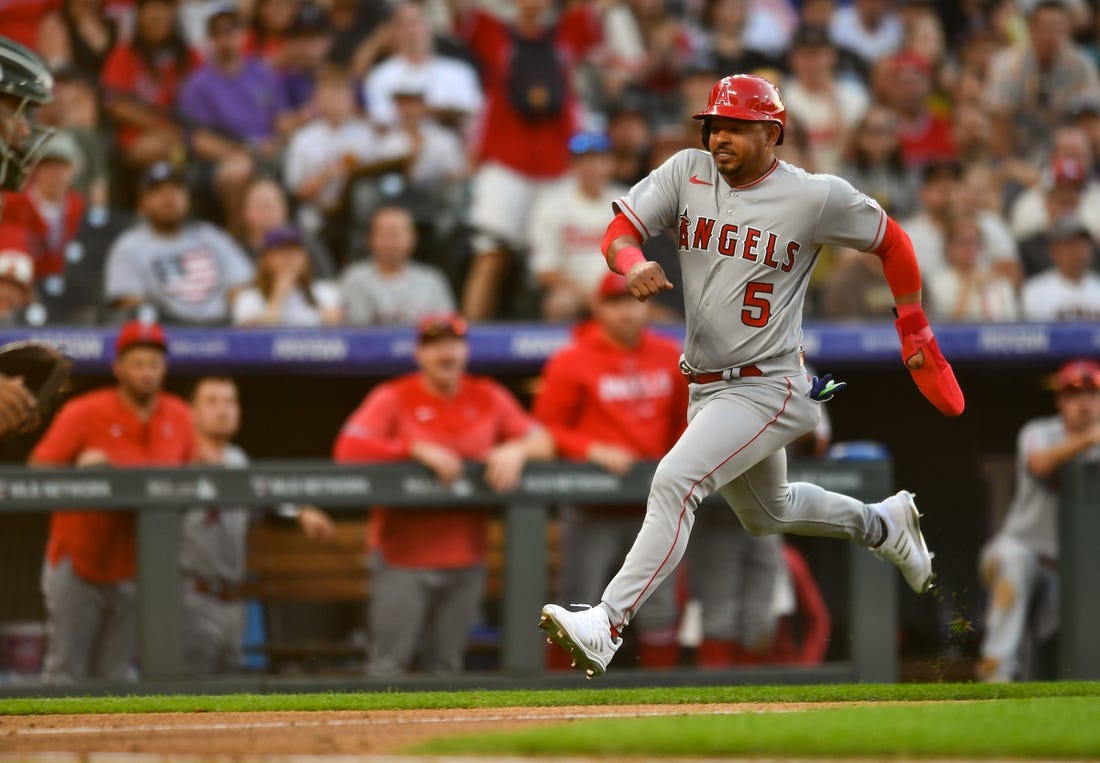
[242,515,559,673]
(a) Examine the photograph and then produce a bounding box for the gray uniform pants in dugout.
[367,555,487,677]
[601,373,881,630]
[40,556,137,683]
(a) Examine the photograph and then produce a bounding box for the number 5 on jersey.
[742,281,773,328]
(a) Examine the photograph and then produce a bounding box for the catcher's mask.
[0,37,56,192]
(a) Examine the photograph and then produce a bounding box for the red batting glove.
[894,308,965,417]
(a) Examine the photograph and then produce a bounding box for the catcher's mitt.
[0,341,72,436]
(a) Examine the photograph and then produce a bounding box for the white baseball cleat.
[871,490,934,594]
[539,603,622,678]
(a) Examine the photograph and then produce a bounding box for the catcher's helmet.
[0,37,55,192]
[693,74,786,148]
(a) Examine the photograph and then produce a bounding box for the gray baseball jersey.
[615,152,886,372]
[999,415,1100,560]
[105,221,255,325]
[179,444,251,585]
[597,152,888,631]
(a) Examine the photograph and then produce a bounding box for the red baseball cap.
[115,320,168,356]
[416,313,468,344]
[1051,157,1087,186]
[596,272,631,300]
[1051,358,1100,392]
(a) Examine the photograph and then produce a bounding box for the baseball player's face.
[113,347,167,407]
[1057,388,1100,433]
[415,336,469,394]
[706,117,778,184]
[191,379,241,441]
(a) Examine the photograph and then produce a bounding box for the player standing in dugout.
[541,74,965,678]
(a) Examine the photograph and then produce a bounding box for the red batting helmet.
[693,74,786,147]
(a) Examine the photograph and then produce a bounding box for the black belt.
[681,364,763,384]
[190,576,242,602]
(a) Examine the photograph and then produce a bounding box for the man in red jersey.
[333,313,554,676]
[32,320,194,683]
[534,272,688,668]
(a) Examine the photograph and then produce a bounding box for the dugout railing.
[0,458,903,694]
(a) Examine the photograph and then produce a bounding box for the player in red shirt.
[333,313,554,676]
[534,272,688,668]
[32,320,195,683]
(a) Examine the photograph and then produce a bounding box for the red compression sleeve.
[602,213,646,273]
[871,217,922,299]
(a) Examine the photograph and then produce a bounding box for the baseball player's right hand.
[626,261,673,302]
[409,441,464,485]
[587,443,635,476]
[75,449,110,468]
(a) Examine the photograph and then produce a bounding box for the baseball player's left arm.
[872,216,965,417]
[818,177,963,417]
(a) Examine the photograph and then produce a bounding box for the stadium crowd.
[1,0,1099,327]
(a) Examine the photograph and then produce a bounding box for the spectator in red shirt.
[534,272,687,668]
[333,313,554,677]
[875,51,955,170]
[447,0,603,319]
[0,131,84,281]
[32,320,195,684]
[100,0,201,199]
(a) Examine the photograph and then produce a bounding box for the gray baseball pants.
[40,557,137,683]
[600,374,880,630]
[367,555,487,677]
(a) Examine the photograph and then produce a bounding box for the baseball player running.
[540,74,964,678]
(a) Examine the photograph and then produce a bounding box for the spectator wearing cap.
[0,132,86,281]
[177,2,297,229]
[986,0,1100,163]
[338,205,454,326]
[283,64,379,243]
[100,0,202,194]
[534,271,688,669]
[448,0,603,320]
[782,24,869,175]
[104,160,254,325]
[363,0,483,131]
[526,132,629,322]
[32,320,195,683]
[1010,125,1100,245]
[875,51,956,169]
[231,224,341,326]
[977,358,1100,682]
[333,312,554,677]
[1021,215,1100,321]
[828,0,903,69]
[0,245,36,326]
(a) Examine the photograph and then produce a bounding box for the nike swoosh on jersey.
[689,175,712,185]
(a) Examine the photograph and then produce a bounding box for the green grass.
[0,681,1097,716]
[416,696,1100,758]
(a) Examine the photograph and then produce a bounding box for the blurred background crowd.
[1,0,1100,328]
